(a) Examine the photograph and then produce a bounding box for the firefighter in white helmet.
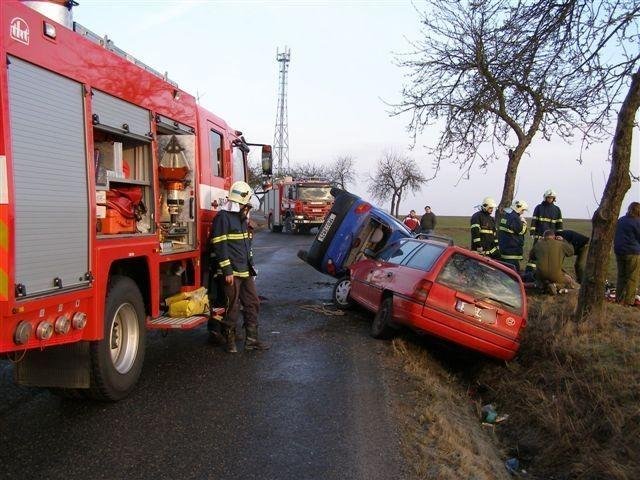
[470,197,499,258]
[531,188,563,241]
[210,181,269,352]
[498,199,529,271]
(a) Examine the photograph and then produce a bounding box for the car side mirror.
[363,248,376,258]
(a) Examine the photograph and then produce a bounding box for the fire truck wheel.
[284,216,294,233]
[89,275,146,401]
[268,215,282,233]
[332,277,353,310]
[371,296,395,340]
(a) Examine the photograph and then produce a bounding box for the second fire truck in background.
[263,177,334,233]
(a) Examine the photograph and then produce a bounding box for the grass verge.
[389,293,639,479]
[475,294,640,479]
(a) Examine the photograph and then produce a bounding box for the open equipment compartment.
[155,115,197,254]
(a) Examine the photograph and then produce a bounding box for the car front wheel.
[332,277,353,309]
[371,296,395,339]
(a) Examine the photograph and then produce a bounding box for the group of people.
[403,205,437,234]
[468,189,640,305]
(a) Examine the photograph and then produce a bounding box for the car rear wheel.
[371,296,395,339]
[332,277,353,309]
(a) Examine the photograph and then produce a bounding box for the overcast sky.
[73,0,639,219]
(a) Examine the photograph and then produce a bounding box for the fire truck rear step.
[146,308,225,330]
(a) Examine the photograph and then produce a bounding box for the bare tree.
[247,159,267,208]
[327,155,356,190]
[395,0,607,211]
[285,162,330,180]
[368,151,427,217]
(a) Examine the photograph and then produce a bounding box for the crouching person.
[211,181,270,353]
[530,230,578,294]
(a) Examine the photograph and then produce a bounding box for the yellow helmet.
[511,199,528,214]
[481,197,497,211]
[228,181,253,205]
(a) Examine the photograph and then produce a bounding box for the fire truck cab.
[0,1,271,400]
[263,177,333,234]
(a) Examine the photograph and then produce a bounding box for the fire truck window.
[209,130,223,177]
[232,147,246,183]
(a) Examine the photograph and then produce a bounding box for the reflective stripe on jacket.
[470,210,498,256]
[531,202,563,238]
[498,209,527,259]
[211,210,253,277]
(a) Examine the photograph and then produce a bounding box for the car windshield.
[436,253,523,313]
[298,186,333,201]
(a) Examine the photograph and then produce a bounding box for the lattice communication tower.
[273,47,291,175]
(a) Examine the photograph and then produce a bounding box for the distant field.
[427,216,617,280]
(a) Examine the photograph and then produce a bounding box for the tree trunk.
[390,193,396,217]
[575,69,640,321]
[395,192,403,217]
[498,147,524,214]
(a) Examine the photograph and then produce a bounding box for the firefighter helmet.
[512,199,528,214]
[543,189,557,199]
[481,197,497,212]
[228,181,253,205]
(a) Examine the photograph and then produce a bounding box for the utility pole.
[273,47,291,176]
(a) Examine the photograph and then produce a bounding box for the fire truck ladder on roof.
[73,22,179,87]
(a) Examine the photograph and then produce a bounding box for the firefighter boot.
[223,326,238,353]
[245,326,270,351]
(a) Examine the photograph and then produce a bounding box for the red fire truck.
[263,177,334,233]
[0,1,271,400]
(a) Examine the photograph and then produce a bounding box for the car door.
[387,243,446,327]
[359,240,423,311]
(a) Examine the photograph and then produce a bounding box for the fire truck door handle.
[189,197,195,219]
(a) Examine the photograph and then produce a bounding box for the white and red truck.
[263,177,334,233]
[0,0,271,400]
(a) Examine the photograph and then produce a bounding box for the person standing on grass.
[498,199,528,272]
[614,201,640,306]
[420,205,437,234]
[470,197,500,259]
[403,209,420,233]
[531,189,563,241]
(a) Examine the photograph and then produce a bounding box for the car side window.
[404,244,445,271]
[437,253,523,313]
[377,240,421,265]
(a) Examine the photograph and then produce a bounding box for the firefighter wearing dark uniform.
[498,199,528,271]
[470,197,499,258]
[531,189,563,240]
[211,181,269,353]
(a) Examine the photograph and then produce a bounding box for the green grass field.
[427,216,618,280]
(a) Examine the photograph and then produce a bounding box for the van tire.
[88,275,146,401]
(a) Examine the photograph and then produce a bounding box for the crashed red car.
[334,237,527,360]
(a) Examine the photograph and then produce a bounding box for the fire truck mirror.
[288,187,294,199]
[261,146,273,176]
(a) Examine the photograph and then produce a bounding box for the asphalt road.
[0,230,408,480]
